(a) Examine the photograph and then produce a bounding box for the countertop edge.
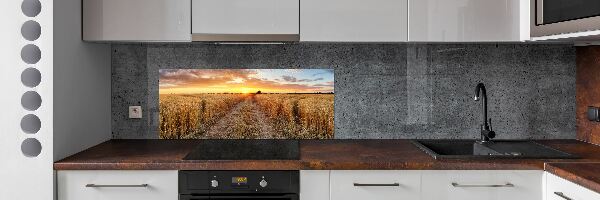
[52,139,600,192]
[54,161,544,171]
[545,162,600,194]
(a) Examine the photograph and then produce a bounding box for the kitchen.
[2,0,600,200]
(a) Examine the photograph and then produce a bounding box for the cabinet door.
[82,0,191,41]
[409,0,529,42]
[57,170,178,200]
[330,170,420,200]
[301,0,408,42]
[545,172,600,200]
[192,0,299,39]
[421,170,543,200]
[300,170,330,200]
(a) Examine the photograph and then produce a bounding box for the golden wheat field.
[159,93,334,139]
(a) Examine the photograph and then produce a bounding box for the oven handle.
[180,194,298,200]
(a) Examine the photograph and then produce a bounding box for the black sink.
[412,140,578,160]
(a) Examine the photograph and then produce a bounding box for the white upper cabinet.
[80,0,532,42]
[409,0,530,42]
[191,0,300,41]
[83,0,191,42]
[300,0,408,42]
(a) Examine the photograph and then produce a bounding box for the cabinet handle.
[353,183,400,187]
[451,182,514,188]
[553,192,573,200]
[85,184,149,188]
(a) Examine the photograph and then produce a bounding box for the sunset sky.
[159,69,334,94]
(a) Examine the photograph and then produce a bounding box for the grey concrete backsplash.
[112,43,576,139]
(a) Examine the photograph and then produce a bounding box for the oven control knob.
[211,180,219,188]
[259,179,268,188]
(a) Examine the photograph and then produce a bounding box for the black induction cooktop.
[183,140,300,160]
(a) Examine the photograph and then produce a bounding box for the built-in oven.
[180,194,298,200]
[179,171,299,200]
[532,0,600,37]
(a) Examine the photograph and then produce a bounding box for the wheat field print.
[159,69,334,139]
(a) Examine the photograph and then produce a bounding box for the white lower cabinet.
[330,170,421,200]
[55,170,600,200]
[301,170,330,200]
[421,170,543,200]
[324,170,543,200]
[545,172,600,200]
[57,170,178,200]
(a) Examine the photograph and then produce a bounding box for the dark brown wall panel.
[577,46,600,144]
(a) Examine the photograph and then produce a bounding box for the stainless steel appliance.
[532,0,600,37]
[179,171,299,200]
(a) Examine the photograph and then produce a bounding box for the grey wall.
[112,43,576,139]
[54,0,112,161]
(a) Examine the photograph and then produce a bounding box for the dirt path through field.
[204,96,280,139]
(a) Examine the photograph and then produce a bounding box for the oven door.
[532,0,600,37]
[180,194,299,200]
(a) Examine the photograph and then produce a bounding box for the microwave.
[532,0,600,37]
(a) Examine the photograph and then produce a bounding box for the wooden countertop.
[545,162,600,194]
[54,139,600,171]
[54,139,600,194]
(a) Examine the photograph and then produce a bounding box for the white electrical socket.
[129,106,142,119]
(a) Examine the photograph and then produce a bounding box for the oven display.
[232,177,248,186]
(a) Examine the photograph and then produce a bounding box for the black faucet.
[474,83,495,142]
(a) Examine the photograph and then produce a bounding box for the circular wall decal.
[21,138,42,157]
[21,68,41,87]
[21,20,41,41]
[20,114,41,134]
[21,0,41,17]
[21,91,42,111]
[21,44,41,64]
